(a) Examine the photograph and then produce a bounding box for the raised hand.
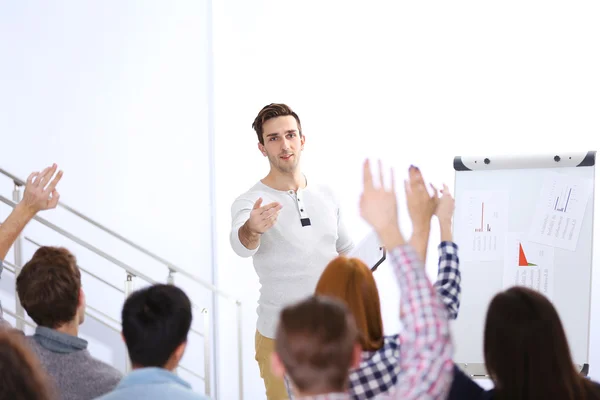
[359,159,405,249]
[404,166,437,262]
[436,184,455,224]
[21,164,63,213]
[436,184,454,242]
[404,166,438,231]
[246,197,282,234]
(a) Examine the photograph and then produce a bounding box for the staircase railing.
[0,167,244,399]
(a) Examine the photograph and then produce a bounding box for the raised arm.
[0,165,62,261]
[405,167,438,263]
[359,160,453,400]
[434,185,461,319]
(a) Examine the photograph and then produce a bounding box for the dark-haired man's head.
[121,284,192,371]
[252,103,305,175]
[16,247,86,333]
[272,295,361,396]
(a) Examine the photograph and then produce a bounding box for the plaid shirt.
[289,243,457,400]
[347,242,459,400]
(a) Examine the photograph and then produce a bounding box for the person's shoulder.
[585,379,600,396]
[233,181,275,202]
[166,384,210,400]
[83,353,124,382]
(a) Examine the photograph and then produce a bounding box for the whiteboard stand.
[451,151,596,379]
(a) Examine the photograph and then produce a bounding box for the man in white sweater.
[230,103,354,399]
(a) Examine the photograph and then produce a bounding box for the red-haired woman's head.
[315,256,384,351]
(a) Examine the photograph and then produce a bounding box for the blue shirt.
[95,367,210,400]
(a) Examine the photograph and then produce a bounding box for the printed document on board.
[456,190,509,262]
[503,232,555,301]
[527,172,593,251]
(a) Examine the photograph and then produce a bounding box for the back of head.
[0,329,54,400]
[275,295,358,394]
[16,247,81,328]
[252,103,302,145]
[484,287,597,400]
[315,256,384,351]
[122,284,192,368]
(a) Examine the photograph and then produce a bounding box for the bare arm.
[0,204,36,261]
[406,167,439,262]
[359,161,453,400]
[0,165,62,261]
[437,184,454,243]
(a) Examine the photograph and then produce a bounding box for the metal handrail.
[0,196,158,283]
[8,243,207,339]
[24,236,204,315]
[2,260,121,334]
[23,237,124,294]
[1,259,121,332]
[2,308,36,329]
[0,167,238,303]
[0,168,244,398]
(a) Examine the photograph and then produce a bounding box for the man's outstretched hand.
[246,197,282,235]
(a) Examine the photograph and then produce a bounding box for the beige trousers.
[255,330,289,400]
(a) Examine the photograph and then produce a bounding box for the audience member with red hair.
[277,161,454,399]
[293,169,459,399]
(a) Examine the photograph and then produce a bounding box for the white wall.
[0,1,216,395]
[212,1,600,398]
[2,1,600,399]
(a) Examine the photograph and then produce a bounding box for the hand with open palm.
[359,159,405,250]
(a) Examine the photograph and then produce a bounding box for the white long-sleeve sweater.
[230,180,354,338]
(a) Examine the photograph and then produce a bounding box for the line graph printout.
[458,190,509,261]
[527,172,593,251]
[503,233,554,301]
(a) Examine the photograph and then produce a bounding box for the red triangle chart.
[518,243,537,267]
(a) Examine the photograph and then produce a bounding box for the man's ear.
[300,133,305,150]
[174,341,187,362]
[270,351,286,379]
[78,288,86,309]
[258,142,267,156]
[351,342,362,369]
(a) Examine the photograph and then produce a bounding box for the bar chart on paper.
[503,233,554,300]
[528,172,593,251]
[458,190,508,261]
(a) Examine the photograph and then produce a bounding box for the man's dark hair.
[275,295,358,394]
[252,103,302,145]
[121,284,192,367]
[16,247,81,328]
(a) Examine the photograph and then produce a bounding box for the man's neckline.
[259,174,308,193]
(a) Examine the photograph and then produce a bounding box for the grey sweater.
[26,327,123,400]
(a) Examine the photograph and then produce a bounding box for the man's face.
[258,115,305,174]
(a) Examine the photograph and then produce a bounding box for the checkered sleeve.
[385,245,454,400]
[433,241,461,320]
[348,337,400,399]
